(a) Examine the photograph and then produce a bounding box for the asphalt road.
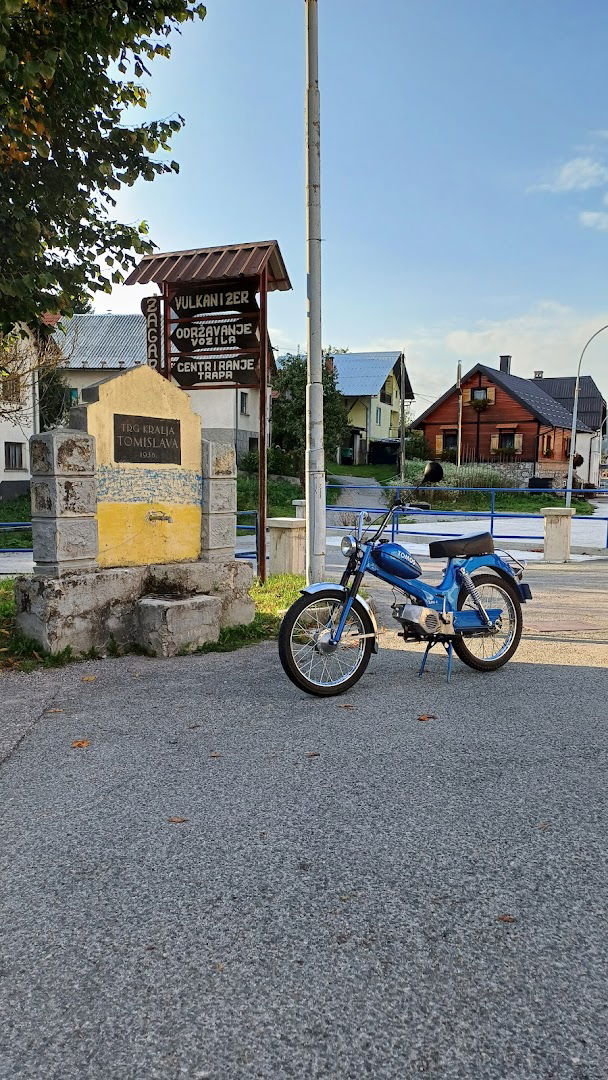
[2,566,608,1079]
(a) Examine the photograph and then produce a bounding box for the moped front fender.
[301,582,379,652]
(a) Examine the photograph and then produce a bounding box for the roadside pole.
[400,351,407,486]
[566,324,608,507]
[305,0,325,583]
[456,361,463,468]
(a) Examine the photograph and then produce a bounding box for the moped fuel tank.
[373,542,422,580]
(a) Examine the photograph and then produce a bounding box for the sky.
[97,0,608,411]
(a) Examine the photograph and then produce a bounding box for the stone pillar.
[201,439,237,560]
[29,429,98,576]
[542,507,575,563]
[292,499,306,519]
[267,517,306,575]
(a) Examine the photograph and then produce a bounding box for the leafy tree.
[271,352,350,472]
[0,0,206,336]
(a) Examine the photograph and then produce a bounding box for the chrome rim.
[460,583,517,662]
[289,599,367,687]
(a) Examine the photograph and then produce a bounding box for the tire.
[278,587,375,697]
[452,573,523,672]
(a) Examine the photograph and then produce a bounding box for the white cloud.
[534,156,608,192]
[579,210,608,232]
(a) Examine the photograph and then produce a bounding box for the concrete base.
[542,507,575,563]
[14,558,254,655]
[267,517,306,575]
[137,595,222,657]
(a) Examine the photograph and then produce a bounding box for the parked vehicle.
[279,461,532,696]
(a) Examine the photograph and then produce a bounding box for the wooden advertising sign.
[141,296,162,369]
[169,280,258,316]
[113,414,181,465]
[166,277,262,389]
[169,316,259,354]
[171,354,258,388]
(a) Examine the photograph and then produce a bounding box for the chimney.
[534,370,543,379]
[499,355,511,374]
[325,354,334,374]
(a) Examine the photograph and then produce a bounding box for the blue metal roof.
[54,314,146,370]
[332,352,404,397]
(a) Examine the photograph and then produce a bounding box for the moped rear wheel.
[452,573,522,671]
[278,588,375,696]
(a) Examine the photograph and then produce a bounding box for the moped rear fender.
[301,582,379,652]
[461,554,532,603]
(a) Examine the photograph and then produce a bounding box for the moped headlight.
[341,534,357,557]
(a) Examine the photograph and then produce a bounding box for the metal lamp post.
[304,0,325,582]
[565,324,608,507]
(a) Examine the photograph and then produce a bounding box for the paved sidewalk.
[2,568,608,1078]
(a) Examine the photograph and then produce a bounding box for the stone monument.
[15,366,254,656]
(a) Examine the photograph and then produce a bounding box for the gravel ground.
[1,568,608,1079]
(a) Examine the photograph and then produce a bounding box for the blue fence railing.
[0,520,32,554]
[324,484,608,550]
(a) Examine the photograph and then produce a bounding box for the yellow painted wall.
[85,366,202,568]
[347,400,367,430]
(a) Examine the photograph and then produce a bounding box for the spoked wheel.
[452,573,523,671]
[278,587,375,696]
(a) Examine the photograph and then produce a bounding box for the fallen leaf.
[32,651,43,661]
[47,708,64,714]
[144,946,156,952]
[306,751,320,759]
[81,675,97,683]
[337,703,356,710]
[537,821,551,830]
[214,962,225,973]
[336,932,351,945]
[417,714,437,722]
[167,817,189,824]
[497,914,517,923]
[209,752,222,759]
[189,724,201,730]
[71,740,90,749]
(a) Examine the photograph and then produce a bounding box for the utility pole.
[305,0,325,583]
[456,361,463,468]
[399,351,407,486]
[565,324,608,507]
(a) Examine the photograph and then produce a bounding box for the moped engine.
[394,603,454,639]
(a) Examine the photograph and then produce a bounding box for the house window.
[240,391,249,416]
[442,431,458,451]
[472,388,488,402]
[499,431,515,450]
[564,436,572,459]
[69,388,79,406]
[248,437,258,453]
[4,442,24,470]
[542,433,553,457]
[1,375,21,404]
[375,407,382,425]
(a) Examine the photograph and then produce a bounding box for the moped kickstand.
[418,639,454,682]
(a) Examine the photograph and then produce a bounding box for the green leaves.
[0,0,206,335]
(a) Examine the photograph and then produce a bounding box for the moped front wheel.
[278,588,375,697]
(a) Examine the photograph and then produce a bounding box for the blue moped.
[278,461,532,696]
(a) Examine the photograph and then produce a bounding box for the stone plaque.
[113,414,181,465]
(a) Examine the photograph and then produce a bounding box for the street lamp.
[565,323,608,507]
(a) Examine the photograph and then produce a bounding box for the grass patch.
[0,494,32,549]
[0,573,307,671]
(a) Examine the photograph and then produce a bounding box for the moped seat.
[429,532,494,559]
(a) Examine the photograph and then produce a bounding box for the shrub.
[240,450,259,474]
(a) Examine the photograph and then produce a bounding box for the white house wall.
[0,390,35,499]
